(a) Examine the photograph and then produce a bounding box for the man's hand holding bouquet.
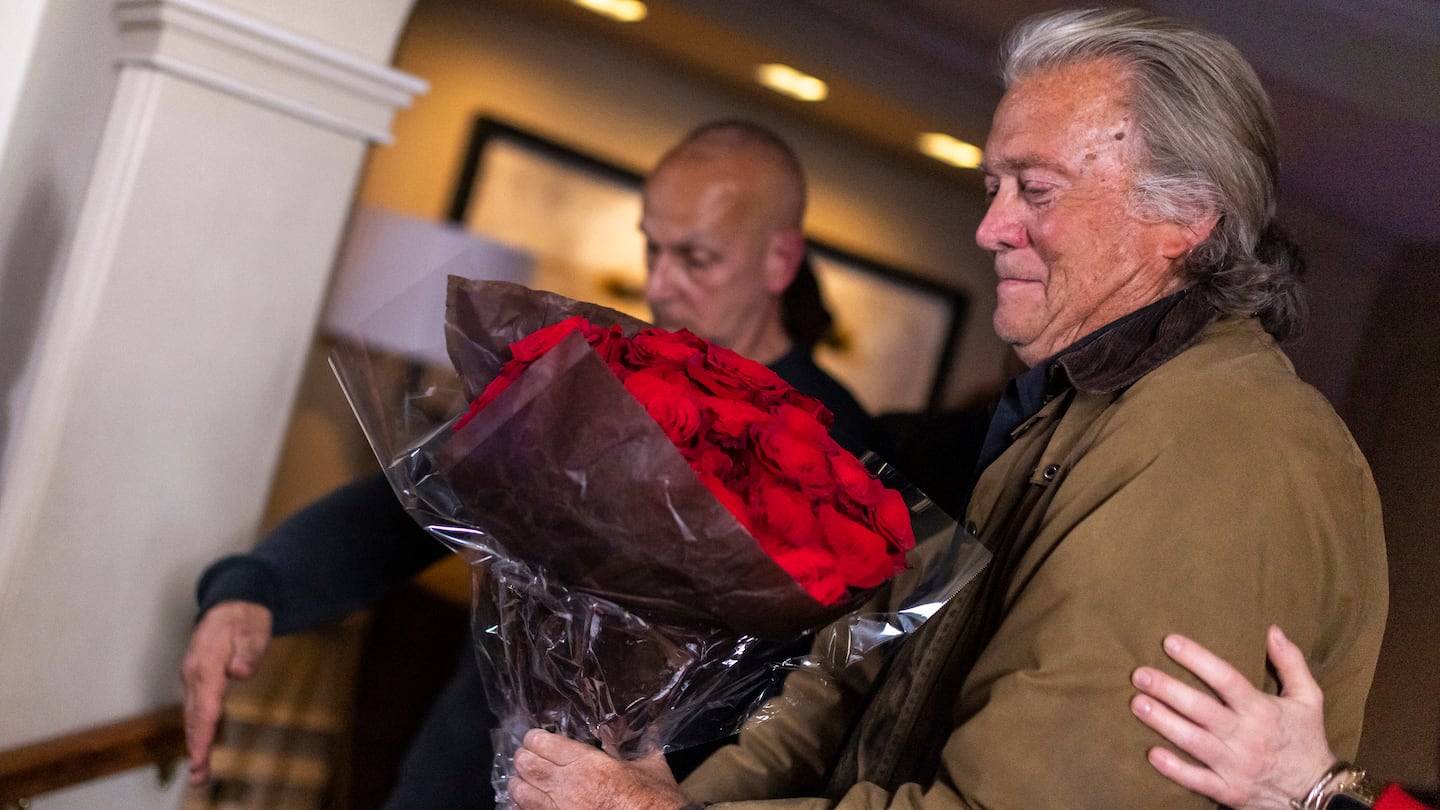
[330,277,987,805]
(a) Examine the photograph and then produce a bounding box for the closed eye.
[1021,183,1055,204]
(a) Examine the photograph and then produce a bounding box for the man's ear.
[1161,213,1220,261]
[764,229,806,293]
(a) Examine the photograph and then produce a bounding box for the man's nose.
[975,187,1027,252]
[646,254,676,301]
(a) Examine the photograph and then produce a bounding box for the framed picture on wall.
[447,115,968,415]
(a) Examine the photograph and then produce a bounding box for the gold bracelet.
[1292,762,1352,810]
[1291,762,1387,810]
[1317,768,1386,810]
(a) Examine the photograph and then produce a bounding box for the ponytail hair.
[781,253,834,349]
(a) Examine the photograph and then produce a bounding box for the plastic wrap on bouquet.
[330,276,990,805]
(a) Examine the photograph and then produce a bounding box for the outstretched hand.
[179,600,273,785]
[510,729,689,810]
[1130,625,1337,810]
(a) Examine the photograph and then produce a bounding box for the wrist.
[1290,762,1387,810]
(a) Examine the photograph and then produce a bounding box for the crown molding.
[113,0,427,143]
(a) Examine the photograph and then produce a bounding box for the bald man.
[642,121,869,445]
[181,119,870,810]
[645,122,805,363]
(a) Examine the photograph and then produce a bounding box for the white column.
[0,0,49,155]
[0,0,423,766]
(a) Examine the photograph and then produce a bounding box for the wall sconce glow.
[917,133,984,169]
[571,0,648,23]
[754,64,829,102]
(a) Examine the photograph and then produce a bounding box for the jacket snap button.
[965,521,978,536]
[1042,464,1059,481]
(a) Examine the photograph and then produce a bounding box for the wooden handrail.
[0,704,185,804]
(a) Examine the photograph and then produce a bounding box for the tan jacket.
[683,307,1388,809]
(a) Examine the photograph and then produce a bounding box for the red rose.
[686,344,787,399]
[684,445,735,480]
[868,486,916,555]
[510,316,586,362]
[749,484,821,550]
[669,328,710,350]
[772,402,833,445]
[628,329,703,369]
[829,450,880,506]
[454,358,528,430]
[473,373,514,409]
[583,322,628,363]
[703,396,769,443]
[817,505,896,588]
[624,371,702,446]
[697,471,752,533]
[753,422,834,495]
[774,387,835,428]
[640,362,696,388]
[606,361,633,383]
[769,546,847,606]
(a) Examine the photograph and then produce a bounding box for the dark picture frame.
[446,115,968,414]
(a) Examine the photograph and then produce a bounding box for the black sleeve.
[195,470,447,635]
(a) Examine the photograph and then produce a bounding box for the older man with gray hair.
[509,8,1387,809]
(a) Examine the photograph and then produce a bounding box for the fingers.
[515,741,558,781]
[512,732,572,810]
[1130,691,1229,769]
[1132,696,1252,808]
[509,774,560,810]
[181,644,225,785]
[513,729,687,810]
[521,728,593,766]
[1145,745,1240,807]
[1132,664,1229,732]
[1160,634,1260,711]
[1266,625,1321,704]
[178,602,272,785]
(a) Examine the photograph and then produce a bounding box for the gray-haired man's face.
[977,59,1205,366]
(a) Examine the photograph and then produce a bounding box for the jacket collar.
[1050,287,1220,395]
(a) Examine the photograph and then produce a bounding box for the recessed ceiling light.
[917,132,983,169]
[754,63,828,102]
[571,0,648,23]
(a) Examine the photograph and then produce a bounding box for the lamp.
[321,206,535,366]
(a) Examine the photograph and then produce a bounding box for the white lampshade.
[322,206,535,365]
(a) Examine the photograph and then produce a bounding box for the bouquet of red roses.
[330,276,988,803]
[449,314,917,612]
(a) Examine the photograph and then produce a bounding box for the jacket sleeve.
[1376,785,1435,810]
[683,370,1387,809]
[195,470,447,634]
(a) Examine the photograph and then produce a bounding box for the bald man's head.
[651,120,807,233]
[640,120,810,363]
